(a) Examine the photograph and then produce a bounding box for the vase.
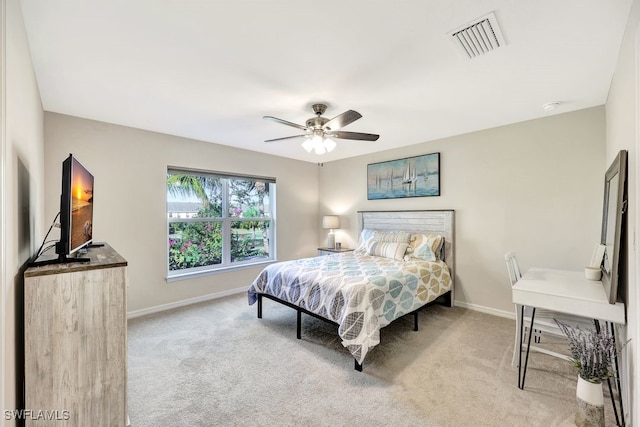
[575,376,604,427]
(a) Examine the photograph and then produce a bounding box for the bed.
[247,210,455,371]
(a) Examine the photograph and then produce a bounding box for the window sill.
[166,259,277,283]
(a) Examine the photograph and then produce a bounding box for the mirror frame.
[600,150,627,304]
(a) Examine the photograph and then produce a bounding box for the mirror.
[600,150,627,304]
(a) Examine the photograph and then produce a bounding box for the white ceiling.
[20,0,632,163]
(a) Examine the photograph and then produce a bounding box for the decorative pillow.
[372,230,411,243]
[355,229,411,252]
[404,234,443,262]
[355,228,376,252]
[366,241,409,261]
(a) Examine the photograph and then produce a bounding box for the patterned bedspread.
[247,251,452,364]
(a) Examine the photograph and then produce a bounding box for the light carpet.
[127,293,619,426]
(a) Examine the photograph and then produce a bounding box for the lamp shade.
[322,215,340,229]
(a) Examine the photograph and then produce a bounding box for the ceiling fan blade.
[330,131,379,141]
[323,110,362,131]
[263,116,307,131]
[264,134,308,143]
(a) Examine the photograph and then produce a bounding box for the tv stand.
[89,242,105,248]
[24,243,128,426]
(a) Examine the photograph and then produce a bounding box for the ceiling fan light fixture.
[313,142,326,155]
[301,139,314,153]
[311,130,327,154]
[324,138,336,153]
[312,130,324,144]
[264,104,379,154]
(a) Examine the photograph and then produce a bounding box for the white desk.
[512,268,626,426]
[512,268,625,324]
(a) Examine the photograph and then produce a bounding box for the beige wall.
[605,0,640,423]
[43,113,319,313]
[1,0,45,424]
[42,106,611,374]
[319,108,605,316]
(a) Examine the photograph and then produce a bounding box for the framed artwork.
[367,152,440,200]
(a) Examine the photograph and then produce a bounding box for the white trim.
[127,287,246,319]
[126,289,518,333]
[0,0,7,422]
[166,260,275,283]
[632,18,640,427]
[454,300,514,320]
[127,284,516,326]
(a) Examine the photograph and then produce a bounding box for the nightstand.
[317,247,354,256]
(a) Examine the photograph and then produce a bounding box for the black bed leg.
[296,310,302,339]
[257,294,262,319]
[354,360,363,372]
[445,291,453,307]
[413,311,419,331]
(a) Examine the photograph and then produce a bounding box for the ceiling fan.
[263,103,380,154]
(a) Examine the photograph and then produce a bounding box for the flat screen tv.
[30,154,95,267]
[56,154,94,258]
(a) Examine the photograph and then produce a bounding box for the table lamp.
[322,215,340,249]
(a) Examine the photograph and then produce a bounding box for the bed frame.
[256,209,456,371]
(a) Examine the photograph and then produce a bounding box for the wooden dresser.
[24,244,128,426]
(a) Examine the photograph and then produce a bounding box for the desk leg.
[606,378,622,427]
[519,307,535,390]
[594,320,624,427]
[517,305,525,388]
[609,322,625,427]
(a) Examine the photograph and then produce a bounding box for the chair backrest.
[504,252,522,287]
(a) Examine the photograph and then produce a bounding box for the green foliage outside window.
[167,171,273,273]
[169,221,222,270]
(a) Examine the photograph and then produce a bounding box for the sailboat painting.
[367,152,440,200]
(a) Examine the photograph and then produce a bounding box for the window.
[167,168,275,278]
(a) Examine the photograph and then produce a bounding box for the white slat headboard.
[357,210,455,301]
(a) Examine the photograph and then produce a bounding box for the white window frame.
[166,167,276,281]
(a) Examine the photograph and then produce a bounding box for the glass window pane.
[228,179,270,218]
[230,220,270,262]
[168,221,222,270]
[167,169,275,276]
[167,172,223,218]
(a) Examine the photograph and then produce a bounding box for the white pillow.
[366,241,409,261]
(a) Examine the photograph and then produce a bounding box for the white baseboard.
[127,287,246,319]
[127,290,515,322]
[454,300,515,320]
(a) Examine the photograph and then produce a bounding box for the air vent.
[448,12,505,59]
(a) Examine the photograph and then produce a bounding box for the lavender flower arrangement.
[555,320,616,383]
